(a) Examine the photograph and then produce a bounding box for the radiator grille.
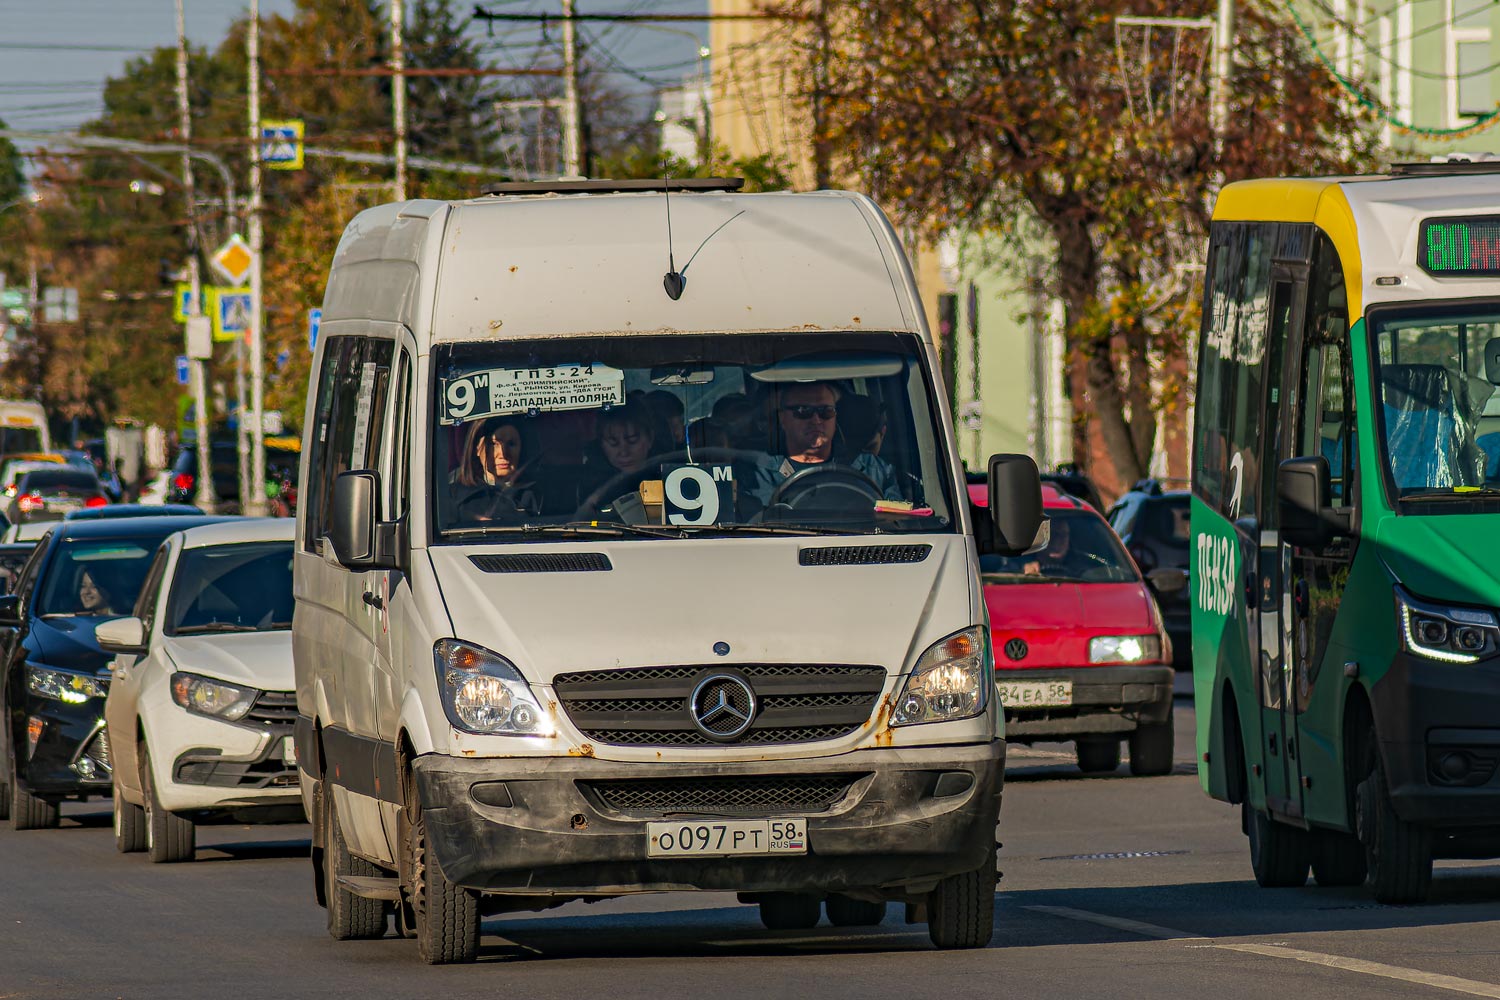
[245,690,297,727]
[583,774,861,816]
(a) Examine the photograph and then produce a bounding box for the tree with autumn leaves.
[772,0,1380,495]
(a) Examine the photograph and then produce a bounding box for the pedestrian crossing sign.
[173,282,200,323]
[208,286,252,343]
[261,119,304,171]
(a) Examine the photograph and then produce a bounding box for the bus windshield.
[1372,303,1500,499]
[429,332,956,539]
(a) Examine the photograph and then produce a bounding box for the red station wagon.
[974,483,1179,776]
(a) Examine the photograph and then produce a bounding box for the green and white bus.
[1192,163,1500,902]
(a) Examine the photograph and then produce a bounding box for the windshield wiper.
[681,523,881,536]
[174,622,258,634]
[1399,487,1500,501]
[444,521,688,540]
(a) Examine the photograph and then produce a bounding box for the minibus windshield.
[1372,303,1500,503]
[430,332,957,539]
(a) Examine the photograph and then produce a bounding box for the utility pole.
[1210,0,1235,147]
[392,0,408,200]
[561,0,582,177]
[246,0,267,516]
[176,0,215,511]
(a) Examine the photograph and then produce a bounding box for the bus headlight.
[1396,588,1499,664]
[892,626,989,727]
[434,639,554,737]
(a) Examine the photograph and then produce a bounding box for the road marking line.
[1028,904,1500,996]
[1022,905,1206,940]
[1215,944,1500,998]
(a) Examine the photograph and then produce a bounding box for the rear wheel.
[1128,720,1174,777]
[1245,799,1311,887]
[1310,828,1366,887]
[1076,739,1121,774]
[406,787,479,963]
[825,894,886,927]
[758,894,822,931]
[927,844,997,949]
[10,754,58,830]
[113,775,146,853]
[142,746,194,863]
[1356,744,1432,904]
[323,788,387,940]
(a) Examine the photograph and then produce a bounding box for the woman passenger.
[451,415,540,523]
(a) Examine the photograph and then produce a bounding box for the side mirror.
[1146,567,1188,596]
[96,616,147,655]
[328,470,403,572]
[987,453,1045,557]
[0,593,19,626]
[1277,456,1351,549]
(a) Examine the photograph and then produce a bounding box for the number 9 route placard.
[440,364,625,424]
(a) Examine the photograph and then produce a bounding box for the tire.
[323,787,388,941]
[142,746,194,863]
[407,791,478,963]
[10,754,58,830]
[1310,828,1366,887]
[758,894,822,931]
[927,844,997,949]
[1356,748,1432,904]
[1128,720,1174,777]
[113,777,147,854]
[825,894,886,927]
[1076,739,1121,774]
[1245,799,1311,887]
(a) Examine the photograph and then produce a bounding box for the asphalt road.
[6,697,1500,999]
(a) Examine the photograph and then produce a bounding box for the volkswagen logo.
[688,672,757,742]
[1004,638,1029,661]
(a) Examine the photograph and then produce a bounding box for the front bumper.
[412,741,1004,898]
[14,695,112,797]
[999,665,1174,741]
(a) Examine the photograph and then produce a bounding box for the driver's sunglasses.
[782,404,837,421]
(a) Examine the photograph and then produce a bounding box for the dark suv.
[169,441,300,515]
[1107,479,1191,668]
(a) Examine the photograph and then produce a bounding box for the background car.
[63,503,204,522]
[0,515,229,828]
[5,466,109,523]
[1107,478,1191,668]
[0,457,64,496]
[102,518,300,862]
[974,483,1178,776]
[168,440,300,516]
[966,465,1106,514]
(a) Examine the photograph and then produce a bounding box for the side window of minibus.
[303,337,352,553]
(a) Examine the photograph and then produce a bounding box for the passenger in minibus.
[644,390,687,449]
[450,414,541,522]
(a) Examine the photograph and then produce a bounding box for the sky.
[0,0,710,156]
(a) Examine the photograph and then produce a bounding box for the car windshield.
[35,538,157,617]
[1372,303,1500,503]
[431,333,956,539]
[1142,497,1190,548]
[979,510,1139,584]
[22,469,99,492]
[164,541,293,634]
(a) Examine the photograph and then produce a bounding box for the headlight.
[1396,587,1499,664]
[434,639,554,737]
[1088,635,1163,665]
[27,664,107,704]
[892,626,989,727]
[171,671,258,721]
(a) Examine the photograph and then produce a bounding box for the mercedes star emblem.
[688,673,757,741]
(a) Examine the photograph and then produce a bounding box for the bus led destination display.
[1420,216,1500,276]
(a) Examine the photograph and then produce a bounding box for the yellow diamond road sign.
[211,234,254,286]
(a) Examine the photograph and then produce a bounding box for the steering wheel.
[570,446,762,521]
[766,461,881,512]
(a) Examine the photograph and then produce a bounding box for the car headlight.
[171,671,258,721]
[27,663,107,704]
[1088,635,1163,665]
[892,626,989,727]
[1396,587,1499,664]
[434,639,554,737]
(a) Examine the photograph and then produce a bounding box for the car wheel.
[1076,739,1121,774]
[10,753,58,830]
[405,786,478,963]
[1356,745,1432,904]
[113,775,147,853]
[1310,828,1366,887]
[825,894,886,927]
[927,843,997,949]
[1245,799,1310,887]
[1128,720,1174,777]
[323,786,388,941]
[758,893,822,931]
[141,745,194,863]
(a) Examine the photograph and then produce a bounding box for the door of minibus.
[1256,261,1310,822]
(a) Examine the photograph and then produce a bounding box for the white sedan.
[99,518,301,862]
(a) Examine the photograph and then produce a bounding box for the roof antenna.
[663,176,686,301]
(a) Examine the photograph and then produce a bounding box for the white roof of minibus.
[329,189,922,346]
[1338,171,1500,282]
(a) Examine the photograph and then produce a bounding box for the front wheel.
[927,844,997,949]
[1356,749,1432,903]
[142,745,194,862]
[1128,720,1174,777]
[113,776,147,853]
[10,754,58,830]
[1245,800,1310,887]
[406,790,478,963]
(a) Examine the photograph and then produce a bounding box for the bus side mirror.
[987,453,1044,557]
[1277,456,1351,549]
[329,471,403,572]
